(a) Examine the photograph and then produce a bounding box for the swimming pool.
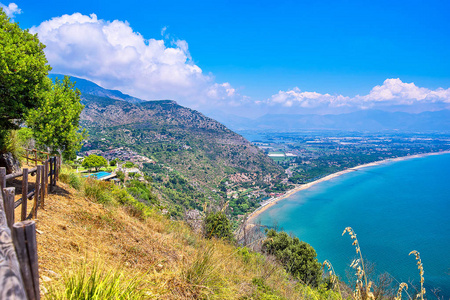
[84,171,111,179]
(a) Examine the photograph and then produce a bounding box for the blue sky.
[2,0,450,116]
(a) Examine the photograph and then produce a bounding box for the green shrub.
[111,185,153,219]
[262,229,322,287]
[204,211,233,241]
[1,130,24,161]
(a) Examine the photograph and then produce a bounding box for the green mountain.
[74,78,285,216]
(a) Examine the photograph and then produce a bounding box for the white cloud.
[360,78,450,104]
[31,13,240,109]
[0,2,21,19]
[25,12,450,116]
[267,79,450,113]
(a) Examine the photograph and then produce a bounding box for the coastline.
[247,150,450,223]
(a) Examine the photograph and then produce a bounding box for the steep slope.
[37,173,329,299]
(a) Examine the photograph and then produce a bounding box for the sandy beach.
[247,150,450,223]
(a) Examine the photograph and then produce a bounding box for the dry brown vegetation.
[35,172,335,299]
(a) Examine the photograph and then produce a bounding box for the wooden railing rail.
[23,149,50,166]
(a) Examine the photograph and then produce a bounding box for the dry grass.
[342,227,428,300]
[35,170,329,299]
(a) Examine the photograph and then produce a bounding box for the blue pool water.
[84,171,111,179]
[254,153,450,298]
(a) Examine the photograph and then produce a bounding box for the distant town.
[79,147,154,168]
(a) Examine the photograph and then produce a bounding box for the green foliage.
[229,195,260,217]
[126,180,159,206]
[0,8,51,135]
[124,161,134,168]
[82,154,108,171]
[27,76,85,160]
[59,166,82,190]
[46,260,147,300]
[84,179,114,205]
[251,277,286,300]
[262,229,322,287]
[109,159,117,167]
[0,130,24,161]
[115,170,125,182]
[16,127,34,149]
[204,211,233,240]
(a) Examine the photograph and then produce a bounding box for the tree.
[204,211,233,240]
[262,229,322,287]
[82,154,107,172]
[27,76,86,160]
[0,8,51,143]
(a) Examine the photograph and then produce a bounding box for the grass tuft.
[45,260,148,300]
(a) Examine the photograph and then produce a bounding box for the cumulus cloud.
[31,13,240,109]
[360,78,450,104]
[0,2,21,19]
[267,79,450,114]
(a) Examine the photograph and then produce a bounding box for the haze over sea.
[254,153,450,298]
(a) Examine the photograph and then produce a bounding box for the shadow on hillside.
[6,178,70,198]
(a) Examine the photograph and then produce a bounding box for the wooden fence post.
[44,160,49,197]
[54,157,57,187]
[0,191,27,299]
[34,149,37,167]
[50,157,55,191]
[4,187,15,231]
[40,163,45,209]
[12,220,40,300]
[0,167,5,200]
[55,156,60,181]
[33,166,41,219]
[22,168,28,221]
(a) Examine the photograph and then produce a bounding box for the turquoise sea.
[254,153,450,298]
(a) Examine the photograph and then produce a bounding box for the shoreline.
[247,150,450,223]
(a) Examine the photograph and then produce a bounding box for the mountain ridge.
[213,109,450,132]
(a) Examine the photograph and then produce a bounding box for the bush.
[124,161,134,168]
[204,211,233,241]
[59,170,82,190]
[262,229,322,287]
[1,130,24,161]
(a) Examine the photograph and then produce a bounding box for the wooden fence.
[0,156,60,299]
[24,149,50,167]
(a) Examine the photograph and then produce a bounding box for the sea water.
[254,153,450,298]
